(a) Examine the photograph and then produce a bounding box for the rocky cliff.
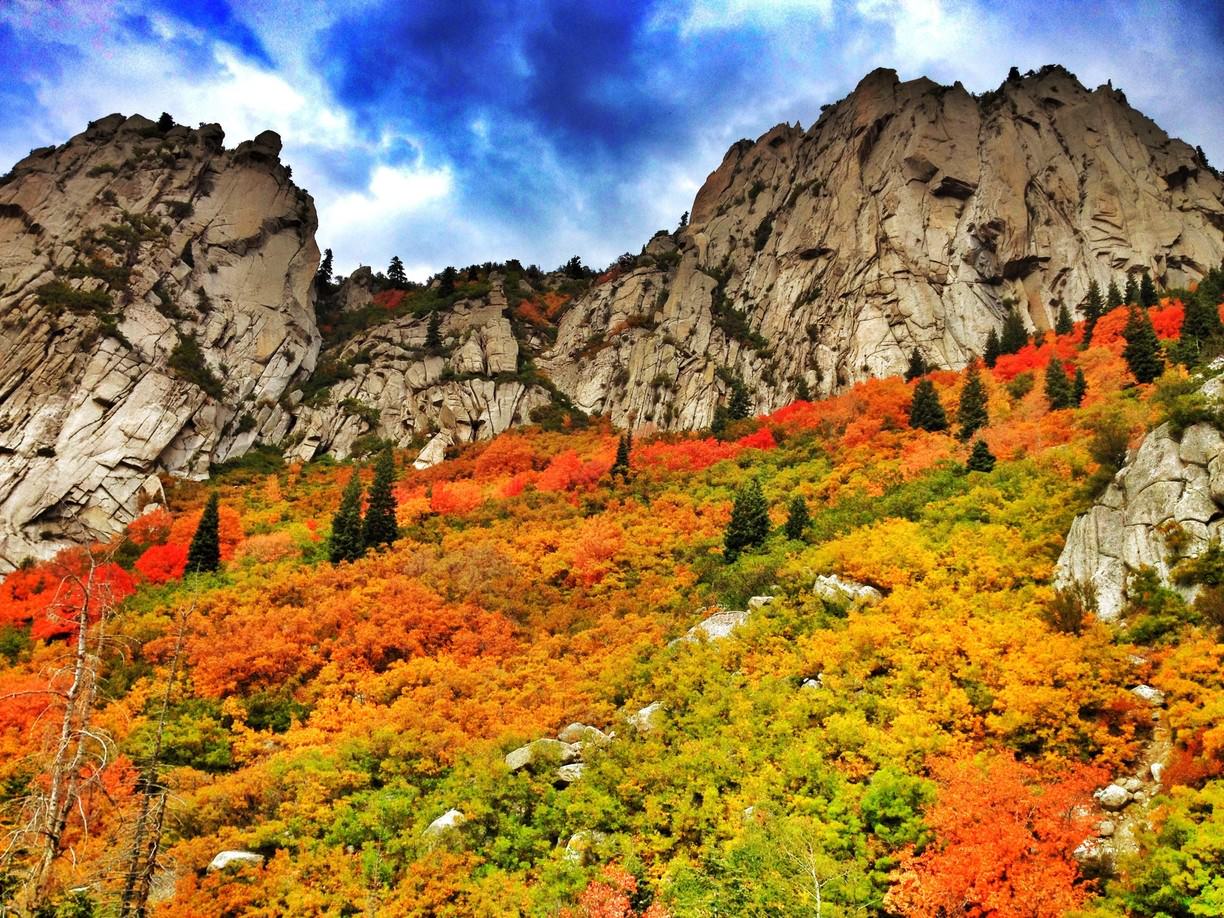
[0,114,319,568]
[1056,374,1224,620]
[543,65,1224,430]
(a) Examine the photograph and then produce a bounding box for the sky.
[1,1,1222,282]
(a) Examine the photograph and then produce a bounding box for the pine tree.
[1124,275,1140,307]
[610,432,632,480]
[329,471,366,564]
[1031,329,1046,349]
[425,310,443,351]
[909,378,949,432]
[999,306,1028,356]
[1106,279,1123,310]
[966,438,996,473]
[1072,367,1088,407]
[956,363,989,440]
[157,111,174,132]
[362,449,398,550]
[1082,280,1103,346]
[983,328,1001,368]
[728,376,751,420]
[677,211,689,232]
[784,495,810,541]
[186,492,221,574]
[1121,304,1165,384]
[794,376,811,402]
[711,405,730,439]
[315,248,334,290]
[1054,303,1073,336]
[1139,270,1158,308]
[1181,290,1224,343]
[437,266,457,297]
[1044,356,1074,410]
[388,256,407,289]
[724,479,770,563]
[904,347,927,382]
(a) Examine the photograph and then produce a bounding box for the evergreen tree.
[157,111,174,132]
[1139,270,1158,308]
[1124,275,1140,307]
[1031,329,1046,349]
[1072,367,1088,407]
[437,266,457,297]
[794,376,811,402]
[728,376,751,420]
[956,363,989,440]
[1054,303,1074,336]
[610,432,632,480]
[1122,304,1165,384]
[724,479,770,563]
[710,405,730,439]
[425,310,443,351]
[983,328,1002,368]
[1181,290,1224,344]
[186,492,221,574]
[362,449,398,550]
[966,438,996,473]
[1082,280,1104,346]
[784,495,810,541]
[677,211,689,232]
[388,256,407,289]
[904,347,927,382]
[315,248,334,290]
[329,471,366,564]
[909,378,949,432]
[999,306,1028,356]
[1106,279,1123,310]
[1044,356,1074,410]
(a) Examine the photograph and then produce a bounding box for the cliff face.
[0,114,319,568]
[543,66,1224,430]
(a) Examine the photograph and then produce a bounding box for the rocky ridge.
[0,114,319,568]
[542,65,1224,430]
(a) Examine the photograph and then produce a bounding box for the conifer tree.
[999,306,1028,356]
[610,432,632,480]
[711,405,730,439]
[904,347,927,382]
[784,495,810,541]
[437,266,457,297]
[362,449,398,550]
[983,328,1001,368]
[1031,329,1046,349]
[724,479,770,563]
[1106,279,1123,310]
[1082,280,1103,346]
[728,376,751,420]
[1181,291,1224,344]
[388,256,407,289]
[329,471,366,564]
[1139,270,1158,308]
[186,492,221,574]
[315,248,334,290]
[1055,303,1073,335]
[425,309,443,351]
[1122,304,1165,384]
[1044,356,1074,410]
[1072,367,1088,407]
[909,378,949,432]
[966,438,996,473]
[1124,275,1140,307]
[956,363,989,440]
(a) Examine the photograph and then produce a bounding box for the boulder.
[1095,784,1132,811]
[556,763,585,783]
[422,808,465,837]
[746,595,774,610]
[1130,684,1167,707]
[207,851,265,872]
[1150,762,1165,784]
[627,701,663,732]
[675,609,751,644]
[813,574,883,605]
[505,738,578,772]
[563,830,607,866]
[558,723,610,745]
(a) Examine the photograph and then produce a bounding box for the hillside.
[4,284,1224,914]
[3,65,1223,572]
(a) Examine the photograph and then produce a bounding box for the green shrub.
[168,334,225,399]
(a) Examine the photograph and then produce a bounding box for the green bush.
[168,333,225,399]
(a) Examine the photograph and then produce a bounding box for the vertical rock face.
[1056,376,1224,620]
[0,114,319,568]
[544,66,1224,430]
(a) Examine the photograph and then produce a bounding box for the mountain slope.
[0,115,319,569]
[543,65,1224,429]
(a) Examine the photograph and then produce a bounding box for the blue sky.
[2,0,1222,280]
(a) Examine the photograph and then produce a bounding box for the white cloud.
[665,0,836,35]
[322,163,453,243]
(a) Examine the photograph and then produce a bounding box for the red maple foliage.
[887,752,1103,918]
[560,867,670,918]
[134,542,189,584]
[0,549,135,640]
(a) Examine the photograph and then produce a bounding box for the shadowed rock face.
[543,65,1224,431]
[0,114,319,568]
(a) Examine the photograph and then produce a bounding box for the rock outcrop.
[281,280,552,463]
[0,114,318,568]
[1055,375,1224,620]
[543,66,1224,430]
